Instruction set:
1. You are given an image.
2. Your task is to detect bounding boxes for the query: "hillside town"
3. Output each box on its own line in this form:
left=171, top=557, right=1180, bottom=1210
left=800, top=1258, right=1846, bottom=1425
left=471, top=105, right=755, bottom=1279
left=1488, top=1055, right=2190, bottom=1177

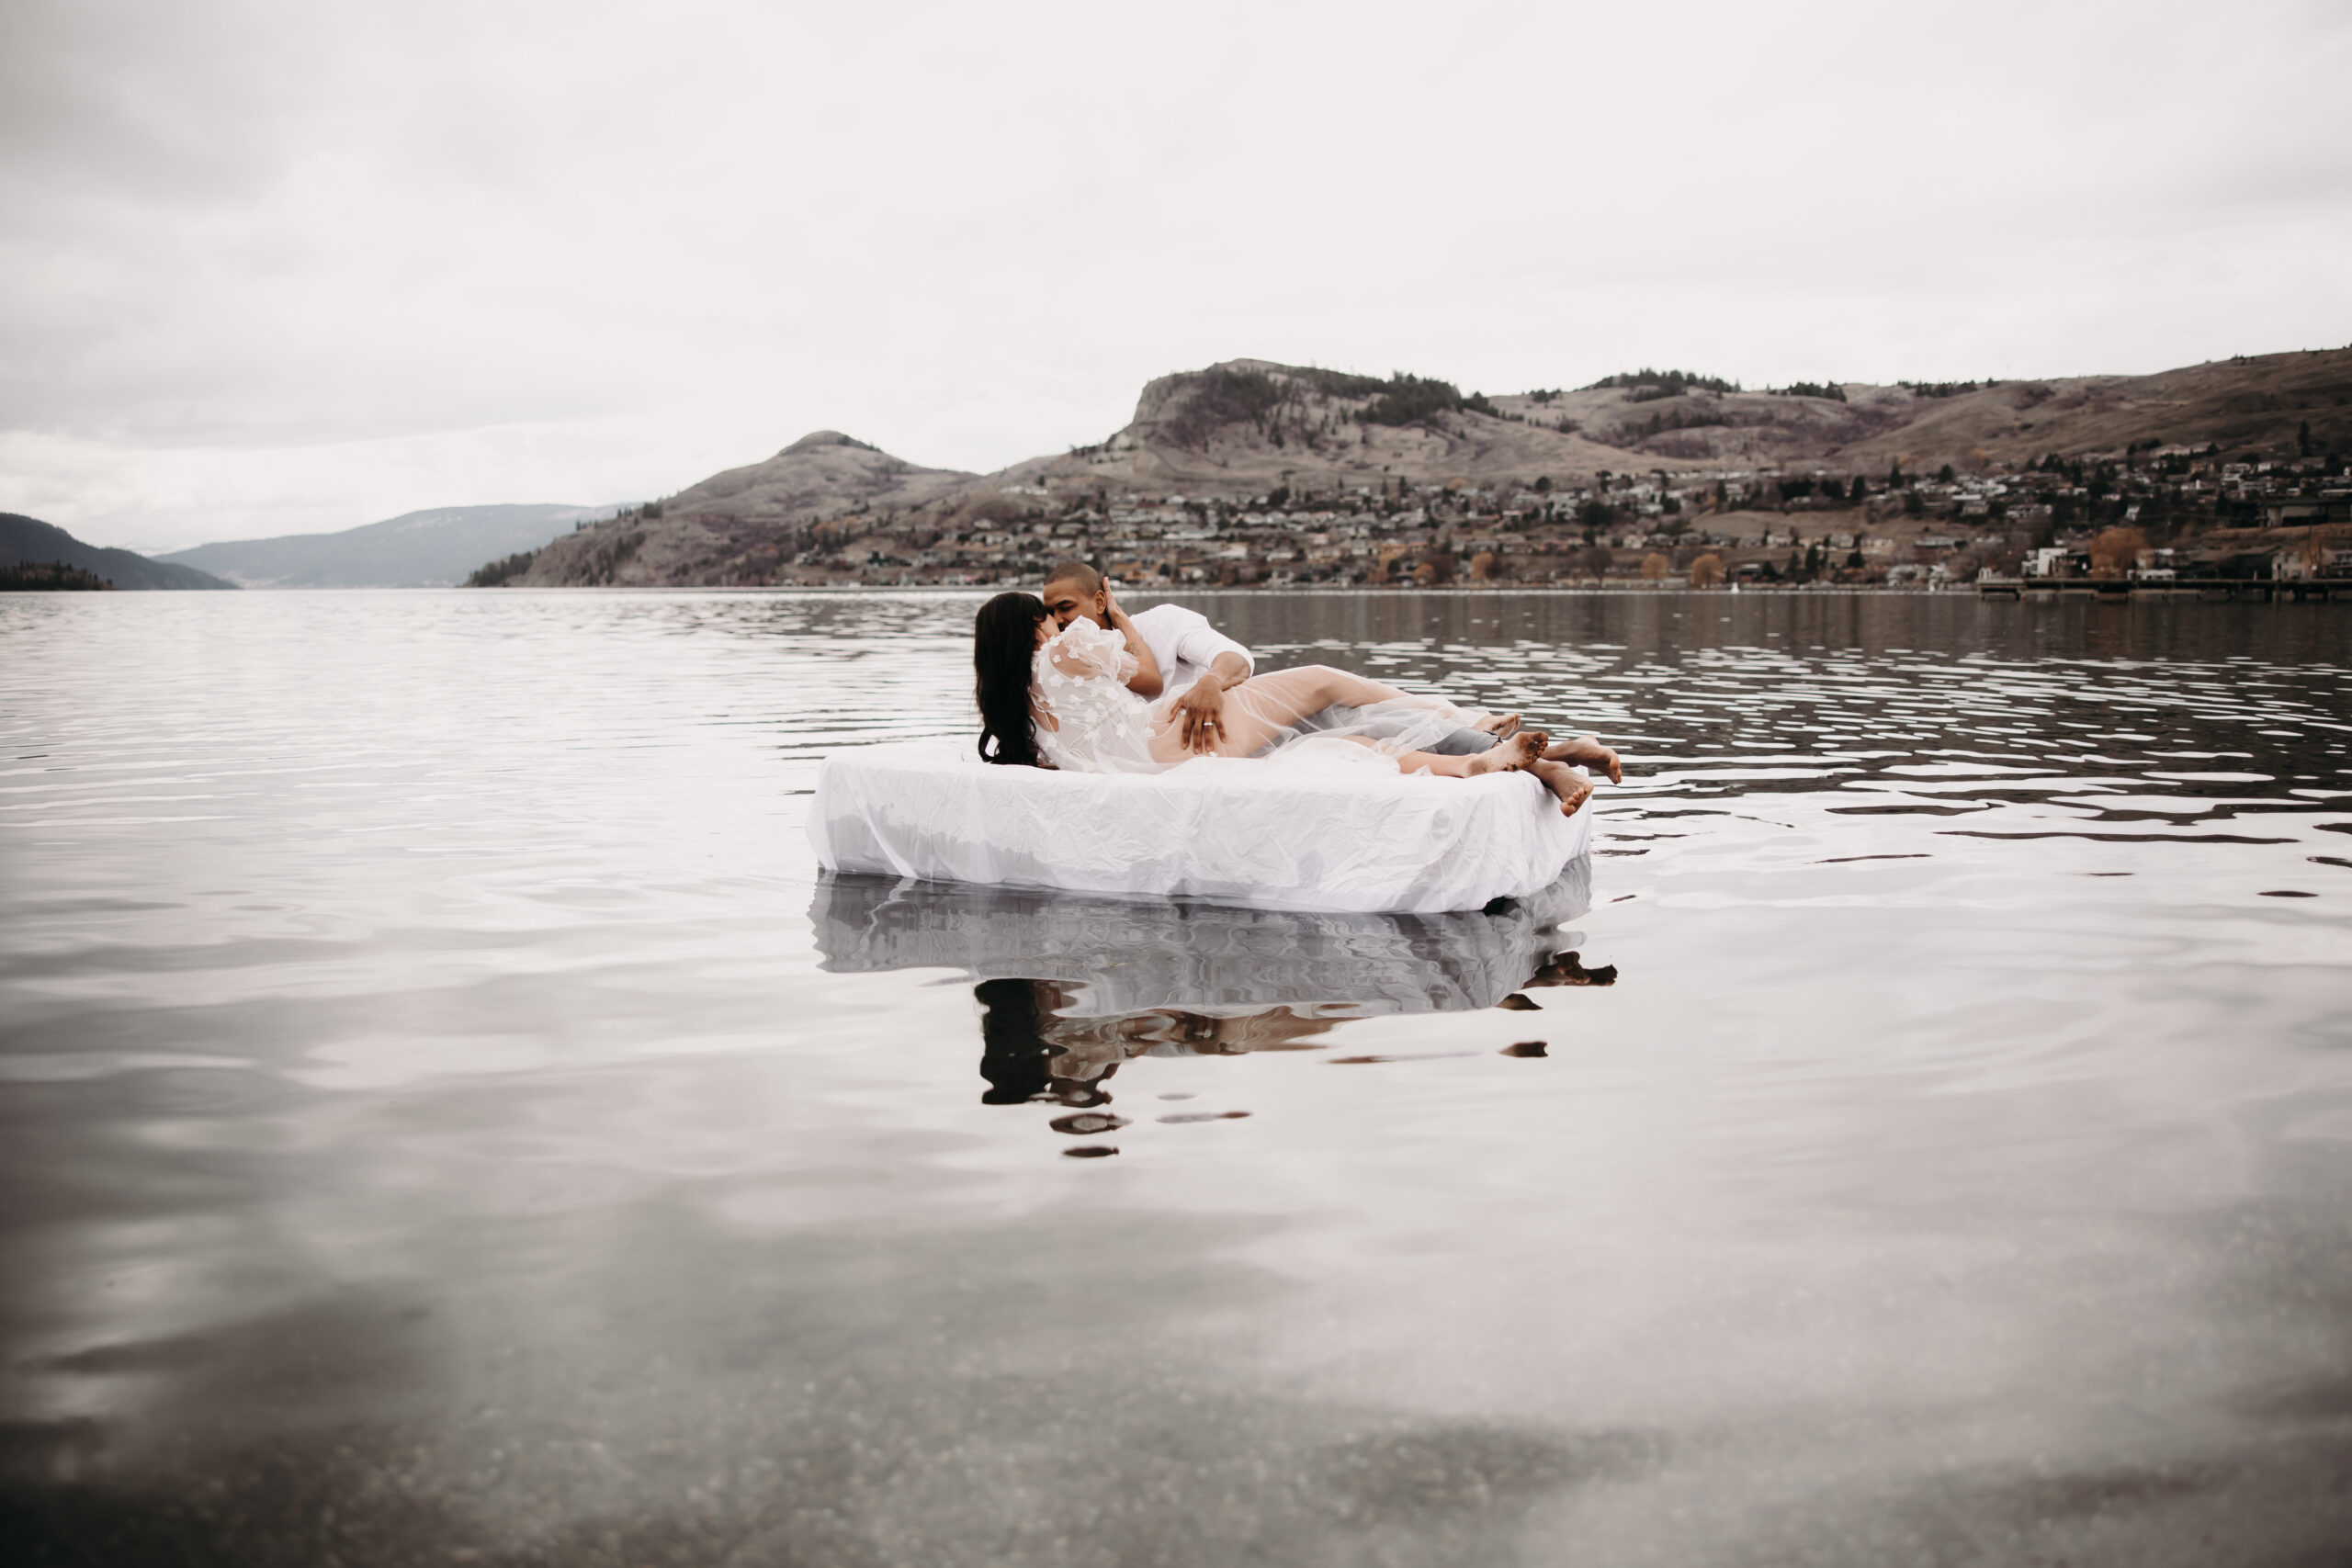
left=769, top=446, right=2352, bottom=593
left=451, top=348, right=2352, bottom=591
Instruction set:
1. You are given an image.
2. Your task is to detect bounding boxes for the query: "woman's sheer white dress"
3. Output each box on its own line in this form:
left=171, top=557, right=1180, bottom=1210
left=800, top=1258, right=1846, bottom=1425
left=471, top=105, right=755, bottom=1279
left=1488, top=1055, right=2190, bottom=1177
left=1029, top=619, right=1484, bottom=776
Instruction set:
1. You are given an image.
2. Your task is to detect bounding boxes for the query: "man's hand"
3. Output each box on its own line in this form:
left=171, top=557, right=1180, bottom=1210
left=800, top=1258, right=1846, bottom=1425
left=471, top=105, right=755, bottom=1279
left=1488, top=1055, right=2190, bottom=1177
left=1171, top=681, right=1227, bottom=753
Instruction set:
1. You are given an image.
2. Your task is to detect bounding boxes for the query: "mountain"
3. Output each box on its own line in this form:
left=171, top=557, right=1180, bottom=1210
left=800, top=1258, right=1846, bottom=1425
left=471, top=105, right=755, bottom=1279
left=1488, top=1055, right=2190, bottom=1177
left=503, top=347, right=2352, bottom=587
left=159, top=502, right=616, bottom=588
left=0, top=513, right=237, bottom=590
left=1070, top=351, right=2352, bottom=483
left=511, top=434, right=974, bottom=586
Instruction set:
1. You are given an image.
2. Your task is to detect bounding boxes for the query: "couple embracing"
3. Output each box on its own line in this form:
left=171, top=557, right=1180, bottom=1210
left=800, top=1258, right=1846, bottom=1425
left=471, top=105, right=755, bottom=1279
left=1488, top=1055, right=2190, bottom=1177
left=973, top=562, right=1620, bottom=818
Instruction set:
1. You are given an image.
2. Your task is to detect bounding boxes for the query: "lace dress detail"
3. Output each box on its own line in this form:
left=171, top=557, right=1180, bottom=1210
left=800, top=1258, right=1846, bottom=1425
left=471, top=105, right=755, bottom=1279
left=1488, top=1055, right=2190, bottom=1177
left=1032, top=620, right=1165, bottom=774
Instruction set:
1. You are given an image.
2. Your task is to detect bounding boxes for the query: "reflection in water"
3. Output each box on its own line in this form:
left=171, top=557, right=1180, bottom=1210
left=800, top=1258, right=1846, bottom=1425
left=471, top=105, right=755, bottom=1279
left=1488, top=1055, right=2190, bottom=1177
left=815, top=864, right=1606, bottom=1133
left=977, top=976, right=1340, bottom=1111
left=812, top=858, right=1593, bottom=1017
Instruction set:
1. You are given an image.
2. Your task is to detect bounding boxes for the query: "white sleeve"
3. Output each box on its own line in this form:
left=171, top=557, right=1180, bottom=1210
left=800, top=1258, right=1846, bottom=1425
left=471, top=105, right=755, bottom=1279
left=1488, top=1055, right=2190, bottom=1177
left=1042, top=620, right=1138, bottom=682
left=1159, top=607, right=1253, bottom=676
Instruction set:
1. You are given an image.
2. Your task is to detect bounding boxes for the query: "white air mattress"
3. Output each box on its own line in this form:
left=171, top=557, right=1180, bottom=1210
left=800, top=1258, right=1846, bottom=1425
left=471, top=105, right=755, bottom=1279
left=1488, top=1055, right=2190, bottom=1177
left=806, top=739, right=1591, bottom=913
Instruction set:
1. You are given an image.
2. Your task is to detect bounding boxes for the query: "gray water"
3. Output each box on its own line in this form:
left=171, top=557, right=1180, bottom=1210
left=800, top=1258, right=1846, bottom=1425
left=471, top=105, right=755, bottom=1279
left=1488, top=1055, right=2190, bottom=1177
left=3, top=589, right=2348, bottom=1566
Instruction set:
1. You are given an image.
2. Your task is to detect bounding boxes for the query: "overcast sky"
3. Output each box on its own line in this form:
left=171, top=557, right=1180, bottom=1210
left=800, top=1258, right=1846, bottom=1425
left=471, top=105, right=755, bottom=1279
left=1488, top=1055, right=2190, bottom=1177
left=3, top=0, right=2347, bottom=549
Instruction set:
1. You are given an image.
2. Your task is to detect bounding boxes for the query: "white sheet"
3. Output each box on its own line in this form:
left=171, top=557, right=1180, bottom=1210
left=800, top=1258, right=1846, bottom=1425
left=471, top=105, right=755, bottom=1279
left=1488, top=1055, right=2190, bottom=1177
left=806, top=739, right=1592, bottom=913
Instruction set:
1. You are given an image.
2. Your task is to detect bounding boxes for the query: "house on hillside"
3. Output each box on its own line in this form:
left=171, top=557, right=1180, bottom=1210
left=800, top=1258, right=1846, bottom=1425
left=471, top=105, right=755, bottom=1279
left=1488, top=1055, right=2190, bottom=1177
left=2259, top=497, right=2352, bottom=529
left=2024, top=547, right=2089, bottom=578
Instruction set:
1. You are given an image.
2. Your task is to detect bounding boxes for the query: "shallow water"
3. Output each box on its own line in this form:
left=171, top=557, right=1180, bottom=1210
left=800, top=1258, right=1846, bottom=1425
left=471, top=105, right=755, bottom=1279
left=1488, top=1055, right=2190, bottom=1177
left=3, top=588, right=2349, bottom=1566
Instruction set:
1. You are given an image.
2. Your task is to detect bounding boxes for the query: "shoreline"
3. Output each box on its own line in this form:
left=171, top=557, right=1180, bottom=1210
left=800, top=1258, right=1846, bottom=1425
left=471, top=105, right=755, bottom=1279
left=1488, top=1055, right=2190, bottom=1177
left=431, top=581, right=2348, bottom=601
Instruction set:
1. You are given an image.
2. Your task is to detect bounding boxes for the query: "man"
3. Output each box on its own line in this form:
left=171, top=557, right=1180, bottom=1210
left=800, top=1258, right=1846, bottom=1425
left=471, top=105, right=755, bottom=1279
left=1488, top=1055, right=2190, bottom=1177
left=1037, top=560, right=1623, bottom=779
left=1039, top=561, right=1254, bottom=752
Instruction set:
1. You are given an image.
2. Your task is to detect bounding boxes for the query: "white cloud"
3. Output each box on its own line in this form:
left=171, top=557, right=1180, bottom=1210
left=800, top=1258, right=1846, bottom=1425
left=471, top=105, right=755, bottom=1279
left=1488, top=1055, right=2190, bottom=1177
left=4, top=0, right=2348, bottom=546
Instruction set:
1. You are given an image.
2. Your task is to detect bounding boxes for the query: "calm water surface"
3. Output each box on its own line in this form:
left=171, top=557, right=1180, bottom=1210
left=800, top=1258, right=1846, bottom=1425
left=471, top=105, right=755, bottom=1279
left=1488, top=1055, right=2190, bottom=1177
left=3, top=589, right=2349, bottom=1565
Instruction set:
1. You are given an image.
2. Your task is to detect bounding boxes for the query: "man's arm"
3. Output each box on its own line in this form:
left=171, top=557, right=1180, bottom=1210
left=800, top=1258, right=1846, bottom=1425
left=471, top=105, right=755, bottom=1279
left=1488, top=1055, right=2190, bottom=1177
left=1100, top=588, right=1162, bottom=697
left=1119, top=601, right=1168, bottom=698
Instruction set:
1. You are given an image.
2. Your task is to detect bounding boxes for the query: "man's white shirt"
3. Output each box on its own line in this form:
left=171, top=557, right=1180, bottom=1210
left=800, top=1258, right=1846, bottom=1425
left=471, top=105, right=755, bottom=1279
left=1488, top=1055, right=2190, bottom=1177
left=1126, top=604, right=1252, bottom=697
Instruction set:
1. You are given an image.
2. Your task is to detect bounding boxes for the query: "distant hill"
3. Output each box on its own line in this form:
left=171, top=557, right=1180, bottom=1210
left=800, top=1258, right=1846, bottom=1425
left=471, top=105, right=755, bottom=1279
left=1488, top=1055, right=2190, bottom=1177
left=0, top=513, right=237, bottom=590
left=160, top=502, right=616, bottom=588
left=510, top=434, right=973, bottom=586
left=501, top=346, right=2352, bottom=587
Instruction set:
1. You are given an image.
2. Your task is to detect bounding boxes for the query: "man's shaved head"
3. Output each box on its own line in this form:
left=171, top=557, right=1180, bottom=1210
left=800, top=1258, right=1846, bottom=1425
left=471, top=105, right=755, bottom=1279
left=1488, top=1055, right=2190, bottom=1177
left=1041, top=560, right=1109, bottom=630
left=1043, top=560, right=1100, bottom=595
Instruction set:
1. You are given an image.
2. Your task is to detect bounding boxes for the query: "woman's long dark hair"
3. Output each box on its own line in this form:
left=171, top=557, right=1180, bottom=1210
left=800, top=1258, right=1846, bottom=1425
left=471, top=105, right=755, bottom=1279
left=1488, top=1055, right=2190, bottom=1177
left=975, top=591, right=1050, bottom=766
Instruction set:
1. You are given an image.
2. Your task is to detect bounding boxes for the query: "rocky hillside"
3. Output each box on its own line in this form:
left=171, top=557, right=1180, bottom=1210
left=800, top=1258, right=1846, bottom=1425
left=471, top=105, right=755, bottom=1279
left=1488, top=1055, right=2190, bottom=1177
left=510, top=433, right=975, bottom=586
left=504, top=348, right=2352, bottom=586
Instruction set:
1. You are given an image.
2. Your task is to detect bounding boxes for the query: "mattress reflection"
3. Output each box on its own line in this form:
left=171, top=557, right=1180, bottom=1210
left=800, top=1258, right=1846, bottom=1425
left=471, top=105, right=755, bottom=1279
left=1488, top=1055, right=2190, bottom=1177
left=811, top=862, right=1608, bottom=1115
left=809, top=858, right=1597, bottom=1018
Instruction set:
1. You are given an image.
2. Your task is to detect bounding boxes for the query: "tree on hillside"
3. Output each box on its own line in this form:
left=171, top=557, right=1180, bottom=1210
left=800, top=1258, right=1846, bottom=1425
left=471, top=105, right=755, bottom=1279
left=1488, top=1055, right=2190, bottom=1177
left=1640, top=552, right=1670, bottom=582
left=1585, top=368, right=1738, bottom=396
left=466, top=547, right=540, bottom=587
left=1690, top=553, right=1725, bottom=588
left=0, top=560, right=115, bottom=591
left=2089, top=526, right=2149, bottom=578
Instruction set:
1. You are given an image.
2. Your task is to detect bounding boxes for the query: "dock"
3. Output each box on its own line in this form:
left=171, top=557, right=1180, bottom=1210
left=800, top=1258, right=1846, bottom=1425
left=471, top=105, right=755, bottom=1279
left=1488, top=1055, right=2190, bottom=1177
left=1977, top=576, right=2349, bottom=602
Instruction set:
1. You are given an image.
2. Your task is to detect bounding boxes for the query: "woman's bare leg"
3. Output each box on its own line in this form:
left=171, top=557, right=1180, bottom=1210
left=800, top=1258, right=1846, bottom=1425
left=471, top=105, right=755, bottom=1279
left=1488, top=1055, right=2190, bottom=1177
left=1154, top=665, right=1449, bottom=761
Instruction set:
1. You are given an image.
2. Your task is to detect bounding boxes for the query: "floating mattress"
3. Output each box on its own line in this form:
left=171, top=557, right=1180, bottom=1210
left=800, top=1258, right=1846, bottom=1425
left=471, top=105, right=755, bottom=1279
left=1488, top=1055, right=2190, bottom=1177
left=806, top=739, right=1591, bottom=914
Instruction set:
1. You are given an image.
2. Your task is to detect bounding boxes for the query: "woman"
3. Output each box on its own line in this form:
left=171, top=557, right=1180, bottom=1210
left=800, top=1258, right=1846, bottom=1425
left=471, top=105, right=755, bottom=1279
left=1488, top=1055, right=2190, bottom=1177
left=973, top=590, right=1593, bottom=816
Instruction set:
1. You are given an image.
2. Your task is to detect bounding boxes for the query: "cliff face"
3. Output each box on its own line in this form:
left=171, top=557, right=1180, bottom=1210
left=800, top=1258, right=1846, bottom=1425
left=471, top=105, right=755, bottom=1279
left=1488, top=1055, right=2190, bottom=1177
left=510, top=349, right=2352, bottom=586
left=1074, top=360, right=1641, bottom=492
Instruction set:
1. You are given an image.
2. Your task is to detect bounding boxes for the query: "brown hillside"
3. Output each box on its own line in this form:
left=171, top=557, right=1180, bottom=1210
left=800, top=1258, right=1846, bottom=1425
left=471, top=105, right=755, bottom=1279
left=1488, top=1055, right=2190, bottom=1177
left=517, top=432, right=975, bottom=586
left=512, top=348, right=2352, bottom=586
left=1045, top=360, right=1651, bottom=494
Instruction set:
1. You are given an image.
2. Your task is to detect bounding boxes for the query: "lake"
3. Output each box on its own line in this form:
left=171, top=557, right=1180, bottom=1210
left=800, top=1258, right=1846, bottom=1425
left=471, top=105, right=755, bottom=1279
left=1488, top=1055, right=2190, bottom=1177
left=3, top=588, right=2349, bottom=1565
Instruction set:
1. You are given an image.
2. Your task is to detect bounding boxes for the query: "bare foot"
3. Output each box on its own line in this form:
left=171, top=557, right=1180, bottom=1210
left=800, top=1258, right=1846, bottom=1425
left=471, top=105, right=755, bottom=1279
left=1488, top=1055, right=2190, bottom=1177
left=1542, top=736, right=1623, bottom=785
left=1468, top=729, right=1548, bottom=775
left=1474, top=711, right=1522, bottom=740
left=1532, top=759, right=1593, bottom=817
left=1524, top=950, right=1617, bottom=987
